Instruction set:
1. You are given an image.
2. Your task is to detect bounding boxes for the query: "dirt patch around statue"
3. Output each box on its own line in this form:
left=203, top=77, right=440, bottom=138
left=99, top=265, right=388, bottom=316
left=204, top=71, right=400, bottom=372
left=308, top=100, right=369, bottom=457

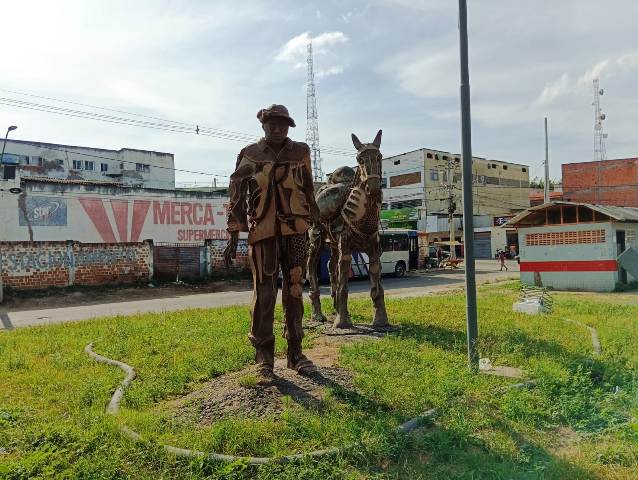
left=167, top=324, right=385, bottom=425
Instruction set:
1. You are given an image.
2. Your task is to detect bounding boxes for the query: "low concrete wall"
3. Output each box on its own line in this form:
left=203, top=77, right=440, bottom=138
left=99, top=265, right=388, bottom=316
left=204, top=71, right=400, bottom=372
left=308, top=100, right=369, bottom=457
left=0, top=240, right=152, bottom=291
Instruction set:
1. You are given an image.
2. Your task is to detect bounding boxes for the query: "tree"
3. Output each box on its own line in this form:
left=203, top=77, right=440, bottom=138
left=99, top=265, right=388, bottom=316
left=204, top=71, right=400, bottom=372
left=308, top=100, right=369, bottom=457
left=529, top=176, right=558, bottom=190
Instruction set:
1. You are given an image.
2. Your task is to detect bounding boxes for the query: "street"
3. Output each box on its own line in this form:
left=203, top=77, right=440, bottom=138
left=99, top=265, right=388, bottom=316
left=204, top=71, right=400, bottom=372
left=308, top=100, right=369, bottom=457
left=0, top=260, right=518, bottom=329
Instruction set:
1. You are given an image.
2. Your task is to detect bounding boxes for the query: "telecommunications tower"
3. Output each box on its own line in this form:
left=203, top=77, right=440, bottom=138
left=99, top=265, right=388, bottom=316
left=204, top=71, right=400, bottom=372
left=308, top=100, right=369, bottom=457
left=592, top=78, right=608, bottom=161
left=306, top=40, right=323, bottom=181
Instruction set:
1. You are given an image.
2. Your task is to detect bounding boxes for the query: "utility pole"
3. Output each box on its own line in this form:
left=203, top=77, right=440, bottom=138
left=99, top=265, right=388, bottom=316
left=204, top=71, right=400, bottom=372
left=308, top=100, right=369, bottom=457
left=458, top=0, right=479, bottom=371
left=446, top=157, right=457, bottom=260
left=544, top=117, right=550, bottom=204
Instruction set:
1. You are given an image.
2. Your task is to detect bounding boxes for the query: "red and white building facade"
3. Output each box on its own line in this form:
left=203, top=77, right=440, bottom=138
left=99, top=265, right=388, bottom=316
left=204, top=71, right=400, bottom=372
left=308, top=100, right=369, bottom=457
left=508, top=202, right=638, bottom=291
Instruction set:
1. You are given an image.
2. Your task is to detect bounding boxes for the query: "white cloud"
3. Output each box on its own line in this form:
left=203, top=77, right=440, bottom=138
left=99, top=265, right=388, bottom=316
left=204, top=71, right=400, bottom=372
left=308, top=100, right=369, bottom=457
left=317, top=66, right=345, bottom=78
left=537, top=51, right=638, bottom=106
left=275, top=31, right=349, bottom=64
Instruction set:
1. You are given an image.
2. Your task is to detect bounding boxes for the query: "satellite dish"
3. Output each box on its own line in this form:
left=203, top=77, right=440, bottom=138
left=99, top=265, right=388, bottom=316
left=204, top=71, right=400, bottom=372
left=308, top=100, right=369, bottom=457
left=599, top=89, right=604, bottom=95
left=600, top=113, right=606, bottom=120
left=9, top=187, right=22, bottom=194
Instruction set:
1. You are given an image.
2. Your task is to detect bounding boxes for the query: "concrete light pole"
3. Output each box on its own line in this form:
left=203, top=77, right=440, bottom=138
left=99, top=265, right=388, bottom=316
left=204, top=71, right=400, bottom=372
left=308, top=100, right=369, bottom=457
left=0, top=125, right=18, bottom=165
left=458, top=0, right=479, bottom=371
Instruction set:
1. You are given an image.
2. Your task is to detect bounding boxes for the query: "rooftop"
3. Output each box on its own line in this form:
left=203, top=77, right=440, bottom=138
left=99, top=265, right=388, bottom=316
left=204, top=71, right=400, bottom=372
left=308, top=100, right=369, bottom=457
left=6, top=138, right=173, bottom=157
left=507, top=201, right=638, bottom=226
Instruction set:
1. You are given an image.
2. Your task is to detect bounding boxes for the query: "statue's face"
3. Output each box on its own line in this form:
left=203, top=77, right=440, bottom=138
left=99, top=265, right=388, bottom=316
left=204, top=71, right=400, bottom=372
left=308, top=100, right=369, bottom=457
left=262, top=117, right=289, bottom=144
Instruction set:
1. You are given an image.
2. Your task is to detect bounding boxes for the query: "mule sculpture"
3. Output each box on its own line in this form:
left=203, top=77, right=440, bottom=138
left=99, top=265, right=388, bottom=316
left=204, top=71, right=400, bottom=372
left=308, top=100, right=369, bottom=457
left=307, top=130, right=390, bottom=329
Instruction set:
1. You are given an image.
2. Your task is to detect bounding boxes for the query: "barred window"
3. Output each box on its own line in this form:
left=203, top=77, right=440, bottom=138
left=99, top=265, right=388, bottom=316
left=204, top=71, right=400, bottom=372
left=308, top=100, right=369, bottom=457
left=626, top=230, right=638, bottom=246
left=526, top=229, right=605, bottom=246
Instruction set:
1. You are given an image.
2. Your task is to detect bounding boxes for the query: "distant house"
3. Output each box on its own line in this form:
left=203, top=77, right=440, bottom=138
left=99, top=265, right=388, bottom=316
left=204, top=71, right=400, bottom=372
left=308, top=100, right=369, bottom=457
left=508, top=202, right=638, bottom=291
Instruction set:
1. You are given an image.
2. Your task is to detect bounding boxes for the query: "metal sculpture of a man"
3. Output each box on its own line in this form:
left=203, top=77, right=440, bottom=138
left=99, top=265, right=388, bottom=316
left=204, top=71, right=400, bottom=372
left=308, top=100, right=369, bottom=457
left=223, top=104, right=319, bottom=379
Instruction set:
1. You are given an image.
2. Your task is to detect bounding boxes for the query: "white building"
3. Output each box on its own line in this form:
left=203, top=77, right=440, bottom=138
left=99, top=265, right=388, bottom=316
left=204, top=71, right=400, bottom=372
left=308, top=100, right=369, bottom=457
left=1, top=139, right=175, bottom=189
left=382, top=147, right=529, bottom=216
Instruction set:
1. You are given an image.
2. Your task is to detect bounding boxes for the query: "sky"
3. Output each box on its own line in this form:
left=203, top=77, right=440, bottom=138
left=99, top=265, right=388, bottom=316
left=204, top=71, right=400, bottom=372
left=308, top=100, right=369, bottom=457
left=1, top=0, right=637, bottom=187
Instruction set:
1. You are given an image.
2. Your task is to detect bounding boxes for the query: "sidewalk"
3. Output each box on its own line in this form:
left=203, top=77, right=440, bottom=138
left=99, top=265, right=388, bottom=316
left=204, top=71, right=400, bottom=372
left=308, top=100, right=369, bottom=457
left=0, top=260, right=518, bottom=330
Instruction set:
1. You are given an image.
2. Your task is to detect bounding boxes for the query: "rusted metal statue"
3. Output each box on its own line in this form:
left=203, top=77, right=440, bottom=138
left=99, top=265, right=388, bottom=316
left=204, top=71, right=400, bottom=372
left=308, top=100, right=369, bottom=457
left=307, top=130, right=390, bottom=330
left=223, top=104, right=320, bottom=378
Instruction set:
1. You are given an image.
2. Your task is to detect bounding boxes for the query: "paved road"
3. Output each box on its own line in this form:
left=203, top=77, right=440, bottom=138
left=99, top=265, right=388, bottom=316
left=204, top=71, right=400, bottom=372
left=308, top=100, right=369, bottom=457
left=0, top=260, right=518, bottom=330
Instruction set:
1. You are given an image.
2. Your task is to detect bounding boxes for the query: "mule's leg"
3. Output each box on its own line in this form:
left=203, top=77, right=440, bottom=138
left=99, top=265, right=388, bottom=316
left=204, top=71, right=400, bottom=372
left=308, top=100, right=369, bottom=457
left=333, top=230, right=353, bottom=329
left=329, top=245, right=339, bottom=313
left=366, top=237, right=390, bottom=329
left=307, top=227, right=327, bottom=323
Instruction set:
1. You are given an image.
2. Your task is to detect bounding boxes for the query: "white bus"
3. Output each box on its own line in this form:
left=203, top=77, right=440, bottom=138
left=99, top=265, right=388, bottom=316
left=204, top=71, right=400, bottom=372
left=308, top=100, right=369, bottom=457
left=349, top=228, right=418, bottom=278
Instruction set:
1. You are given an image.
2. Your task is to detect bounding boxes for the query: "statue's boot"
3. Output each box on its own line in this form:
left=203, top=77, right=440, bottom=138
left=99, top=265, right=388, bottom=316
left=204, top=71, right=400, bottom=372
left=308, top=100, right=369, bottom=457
left=251, top=334, right=275, bottom=383
left=287, top=342, right=317, bottom=376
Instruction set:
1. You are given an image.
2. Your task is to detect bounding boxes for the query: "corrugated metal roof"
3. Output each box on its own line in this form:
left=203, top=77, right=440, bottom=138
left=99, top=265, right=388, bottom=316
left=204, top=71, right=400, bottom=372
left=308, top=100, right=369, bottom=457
left=507, top=201, right=638, bottom=225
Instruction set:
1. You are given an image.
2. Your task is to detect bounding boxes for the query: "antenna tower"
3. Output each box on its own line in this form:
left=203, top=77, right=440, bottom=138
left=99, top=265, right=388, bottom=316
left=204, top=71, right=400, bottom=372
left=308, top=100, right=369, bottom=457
left=592, top=78, right=608, bottom=161
left=306, top=40, right=323, bottom=181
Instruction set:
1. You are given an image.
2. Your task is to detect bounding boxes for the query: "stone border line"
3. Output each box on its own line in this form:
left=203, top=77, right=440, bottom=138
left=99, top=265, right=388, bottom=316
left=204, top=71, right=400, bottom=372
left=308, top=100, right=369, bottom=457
left=85, top=343, right=438, bottom=465
left=562, top=318, right=602, bottom=356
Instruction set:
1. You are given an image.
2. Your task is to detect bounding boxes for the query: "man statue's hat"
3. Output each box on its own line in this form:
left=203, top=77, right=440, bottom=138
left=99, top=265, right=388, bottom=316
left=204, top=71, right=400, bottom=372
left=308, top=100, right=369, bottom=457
left=257, top=104, right=296, bottom=127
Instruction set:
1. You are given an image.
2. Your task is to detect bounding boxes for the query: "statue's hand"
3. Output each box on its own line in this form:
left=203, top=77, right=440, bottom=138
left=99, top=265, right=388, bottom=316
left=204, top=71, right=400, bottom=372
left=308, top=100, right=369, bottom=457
left=223, top=231, right=239, bottom=270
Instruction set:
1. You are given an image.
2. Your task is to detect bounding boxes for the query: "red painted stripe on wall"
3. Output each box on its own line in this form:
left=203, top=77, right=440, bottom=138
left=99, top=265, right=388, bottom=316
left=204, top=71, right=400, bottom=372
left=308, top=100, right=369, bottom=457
left=79, top=198, right=117, bottom=243
left=520, top=260, right=618, bottom=272
left=130, top=200, right=151, bottom=242
left=110, top=200, right=129, bottom=242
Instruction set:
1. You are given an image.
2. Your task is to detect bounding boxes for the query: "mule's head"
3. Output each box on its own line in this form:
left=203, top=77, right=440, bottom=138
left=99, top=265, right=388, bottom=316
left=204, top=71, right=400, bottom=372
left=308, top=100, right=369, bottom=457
left=351, top=129, right=383, bottom=201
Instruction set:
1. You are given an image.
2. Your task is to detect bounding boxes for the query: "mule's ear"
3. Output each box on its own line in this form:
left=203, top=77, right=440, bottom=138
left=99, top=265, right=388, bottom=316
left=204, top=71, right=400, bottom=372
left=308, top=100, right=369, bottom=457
left=372, top=129, right=382, bottom=148
left=351, top=133, right=363, bottom=151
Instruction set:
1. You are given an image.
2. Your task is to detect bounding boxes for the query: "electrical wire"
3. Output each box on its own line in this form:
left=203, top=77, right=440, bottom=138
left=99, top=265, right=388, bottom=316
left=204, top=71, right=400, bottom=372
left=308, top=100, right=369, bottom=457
left=0, top=90, right=355, bottom=157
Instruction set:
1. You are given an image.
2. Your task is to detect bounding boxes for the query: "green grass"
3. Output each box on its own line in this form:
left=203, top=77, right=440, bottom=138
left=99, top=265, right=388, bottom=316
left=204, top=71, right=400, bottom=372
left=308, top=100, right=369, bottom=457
left=0, top=283, right=636, bottom=479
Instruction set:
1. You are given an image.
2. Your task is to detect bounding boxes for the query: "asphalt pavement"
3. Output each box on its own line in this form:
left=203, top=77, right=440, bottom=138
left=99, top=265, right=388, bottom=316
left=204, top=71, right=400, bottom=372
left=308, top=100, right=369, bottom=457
left=0, top=259, right=518, bottom=330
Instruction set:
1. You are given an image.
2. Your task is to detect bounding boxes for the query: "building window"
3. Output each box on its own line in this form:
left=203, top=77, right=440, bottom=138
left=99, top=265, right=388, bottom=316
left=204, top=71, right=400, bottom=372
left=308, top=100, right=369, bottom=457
left=435, top=154, right=439, bottom=160
left=487, top=164, right=491, bottom=169
left=442, top=155, right=448, bottom=160
left=491, top=163, right=497, bottom=169
left=522, top=167, right=527, bottom=172
left=56, top=159, right=64, bottom=167
left=430, top=169, right=439, bottom=181
left=503, top=165, right=508, bottom=170
left=135, top=163, right=150, bottom=173
left=84, top=161, right=95, bottom=171
left=454, top=157, right=460, bottom=163
left=393, top=159, right=401, bottom=165
left=72, top=160, right=82, bottom=170
left=426, top=153, right=433, bottom=159
left=29, top=156, right=44, bottom=166
left=381, top=177, right=388, bottom=188
left=101, top=163, right=109, bottom=172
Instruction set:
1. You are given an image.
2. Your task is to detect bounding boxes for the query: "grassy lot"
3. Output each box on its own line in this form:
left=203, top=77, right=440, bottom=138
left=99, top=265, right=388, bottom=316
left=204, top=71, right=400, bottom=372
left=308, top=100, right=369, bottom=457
left=0, top=283, right=636, bottom=479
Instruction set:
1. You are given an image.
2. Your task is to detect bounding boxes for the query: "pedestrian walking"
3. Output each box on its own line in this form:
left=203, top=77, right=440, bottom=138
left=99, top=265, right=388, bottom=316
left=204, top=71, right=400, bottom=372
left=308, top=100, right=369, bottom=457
left=498, top=249, right=508, bottom=271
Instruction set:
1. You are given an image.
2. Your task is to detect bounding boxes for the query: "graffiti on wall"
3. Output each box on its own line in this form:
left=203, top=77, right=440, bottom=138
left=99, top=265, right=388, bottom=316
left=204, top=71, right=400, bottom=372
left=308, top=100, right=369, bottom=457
left=3, top=247, right=141, bottom=271
left=18, top=196, right=67, bottom=227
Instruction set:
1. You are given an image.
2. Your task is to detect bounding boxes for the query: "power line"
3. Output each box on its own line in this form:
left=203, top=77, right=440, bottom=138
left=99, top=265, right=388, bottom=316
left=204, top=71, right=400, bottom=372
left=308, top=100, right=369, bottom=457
left=0, top=89, right=354, bottom=157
